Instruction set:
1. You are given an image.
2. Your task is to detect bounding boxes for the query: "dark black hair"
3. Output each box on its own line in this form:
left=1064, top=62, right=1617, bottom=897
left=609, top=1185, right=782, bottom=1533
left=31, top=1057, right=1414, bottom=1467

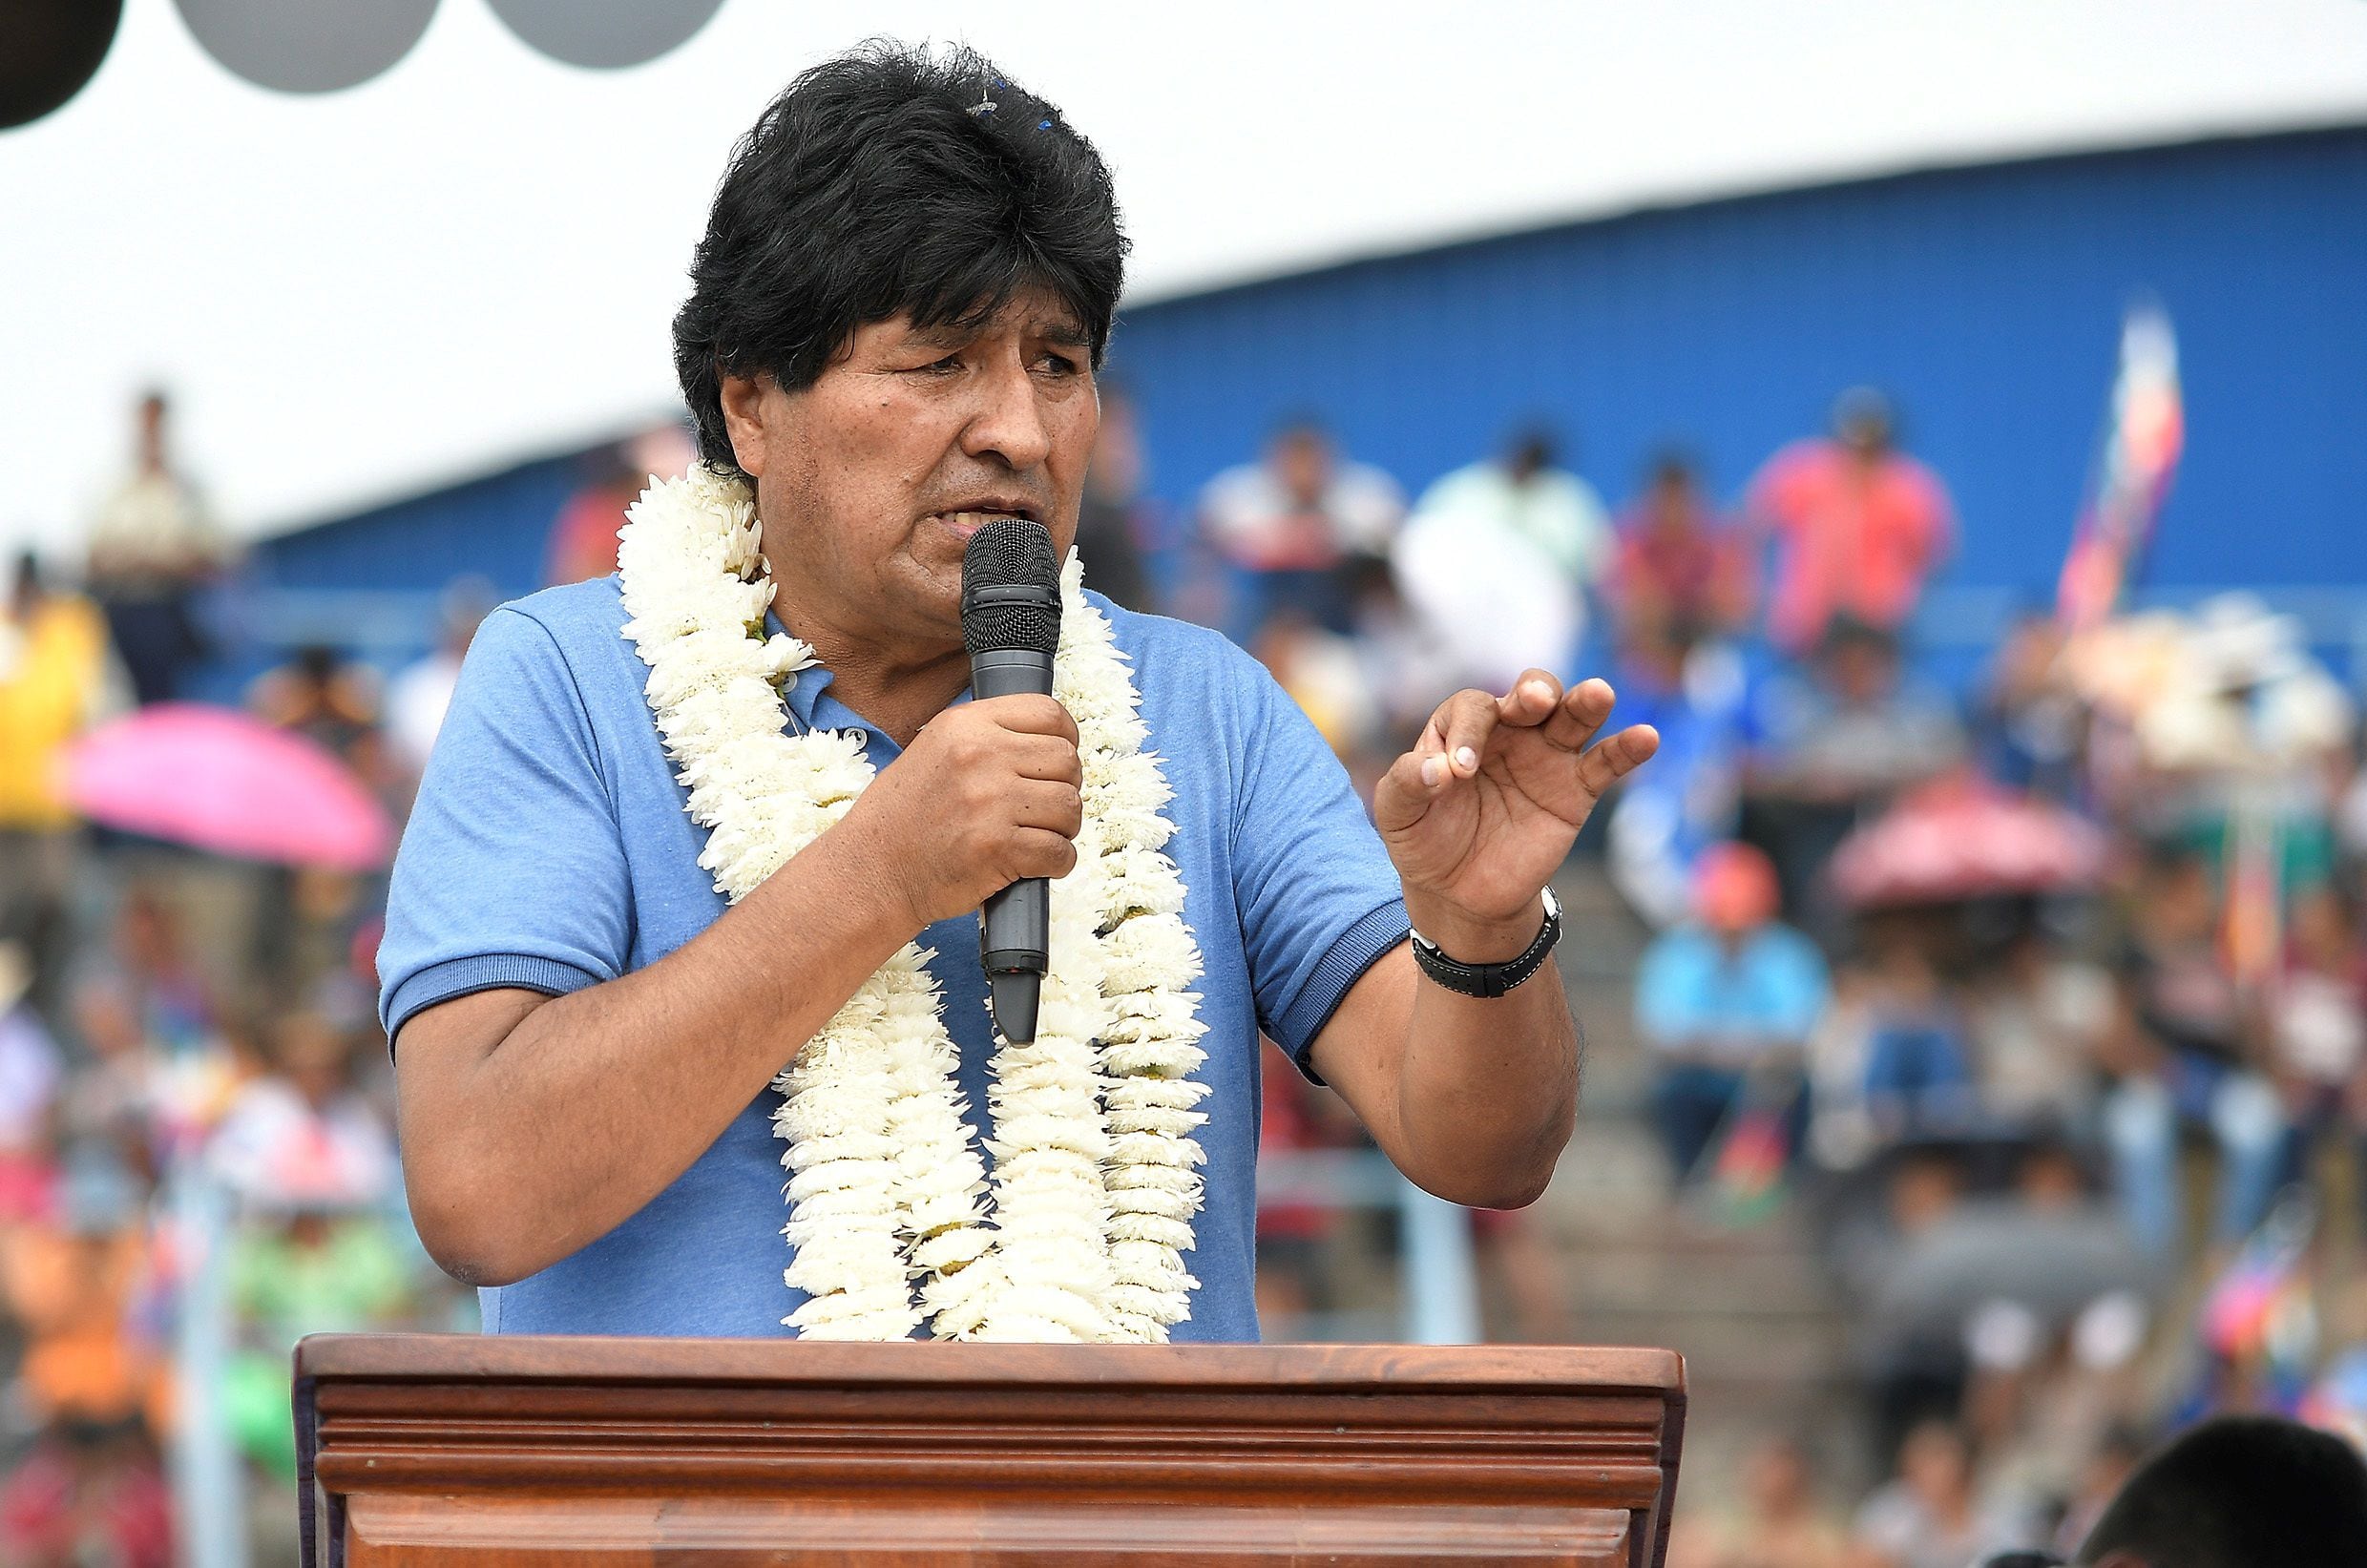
left=673, top=40, right=1127, bottom=475
left=2078, top=1416, right=2367, bottom=1567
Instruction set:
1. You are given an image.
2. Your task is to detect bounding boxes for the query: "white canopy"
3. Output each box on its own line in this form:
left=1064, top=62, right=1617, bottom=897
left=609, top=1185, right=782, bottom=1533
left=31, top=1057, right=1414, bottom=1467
left=6, top=0, right=2367, bottom=559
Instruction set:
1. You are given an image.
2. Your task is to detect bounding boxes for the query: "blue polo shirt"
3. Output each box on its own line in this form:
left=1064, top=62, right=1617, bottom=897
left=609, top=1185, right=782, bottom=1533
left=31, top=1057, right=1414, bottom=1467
left=377, top=575, right=1408, bottom=1341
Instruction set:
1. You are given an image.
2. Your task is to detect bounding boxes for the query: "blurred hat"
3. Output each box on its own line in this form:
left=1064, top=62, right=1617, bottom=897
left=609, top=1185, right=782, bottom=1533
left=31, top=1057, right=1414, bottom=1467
left=1692, top=842, right=1779, bottom=932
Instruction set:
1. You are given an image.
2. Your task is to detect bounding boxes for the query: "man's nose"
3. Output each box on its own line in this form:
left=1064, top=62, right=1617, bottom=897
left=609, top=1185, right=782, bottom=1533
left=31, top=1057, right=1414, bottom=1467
left=961, top=356, right=1054, bottom=471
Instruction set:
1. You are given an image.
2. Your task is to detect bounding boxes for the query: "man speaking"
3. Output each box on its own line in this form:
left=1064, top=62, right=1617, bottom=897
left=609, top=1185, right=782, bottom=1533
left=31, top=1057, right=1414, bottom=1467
left=378, top=42, right=1656, bottom=1343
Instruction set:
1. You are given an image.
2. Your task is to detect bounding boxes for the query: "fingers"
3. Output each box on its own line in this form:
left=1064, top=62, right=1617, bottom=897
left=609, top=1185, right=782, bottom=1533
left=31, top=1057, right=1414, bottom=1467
left=1543, top=677, right=1617, bottom=751
left=1484, top=673, right=1616, bottom=754
left=1418, top=689, right=1501, bottom=787
left=1008, top=731, right=1084, bottom=787
left=1008, top=826, right=1080, bottom=881
left=1496, top=669, right=1562, bottom=727
left=1573, top=723, right=1661, bottom=800
left=1011, top=776, right=1084, bottom=841
left=972, top=693, right=1079, bottom=746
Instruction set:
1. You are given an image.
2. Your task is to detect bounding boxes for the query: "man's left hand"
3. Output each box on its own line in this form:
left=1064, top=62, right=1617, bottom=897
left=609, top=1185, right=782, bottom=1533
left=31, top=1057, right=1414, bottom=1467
left=1374, top=672, right=1658, bottom=957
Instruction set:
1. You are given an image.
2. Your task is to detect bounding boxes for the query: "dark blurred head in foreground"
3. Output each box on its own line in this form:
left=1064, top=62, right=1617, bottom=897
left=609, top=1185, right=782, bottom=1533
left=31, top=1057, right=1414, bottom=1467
left=2076, top=1414, right=2367, bottom=1567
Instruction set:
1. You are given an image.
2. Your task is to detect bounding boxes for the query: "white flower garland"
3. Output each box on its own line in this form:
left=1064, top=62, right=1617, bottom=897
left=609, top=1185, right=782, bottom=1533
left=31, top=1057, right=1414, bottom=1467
left=617, top=465, right=1208, bottom=1341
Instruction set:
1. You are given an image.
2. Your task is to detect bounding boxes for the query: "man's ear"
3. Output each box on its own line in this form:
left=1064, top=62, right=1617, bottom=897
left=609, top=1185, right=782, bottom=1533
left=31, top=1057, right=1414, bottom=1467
left=718, top=371, right=773, bottom=479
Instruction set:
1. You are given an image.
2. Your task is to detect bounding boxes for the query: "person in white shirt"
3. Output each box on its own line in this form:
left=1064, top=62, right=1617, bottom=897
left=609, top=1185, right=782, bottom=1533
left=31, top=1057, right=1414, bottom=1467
left=1197, top=418, right=1403, bottom=642
left=1395, top=427, right=1611, bottom=693
left=386, top=579, right=494, bottom=779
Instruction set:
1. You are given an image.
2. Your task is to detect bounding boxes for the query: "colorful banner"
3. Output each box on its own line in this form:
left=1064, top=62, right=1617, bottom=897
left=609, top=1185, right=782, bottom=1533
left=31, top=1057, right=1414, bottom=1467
left=2058, top=303, right=2185, bottom=632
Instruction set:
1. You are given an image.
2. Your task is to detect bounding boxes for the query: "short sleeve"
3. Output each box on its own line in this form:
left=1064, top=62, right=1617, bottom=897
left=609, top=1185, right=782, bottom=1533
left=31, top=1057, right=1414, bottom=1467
left=1225, top=652, right=1408, bottom=1077
left=376, top=607, right=633, bottom=1047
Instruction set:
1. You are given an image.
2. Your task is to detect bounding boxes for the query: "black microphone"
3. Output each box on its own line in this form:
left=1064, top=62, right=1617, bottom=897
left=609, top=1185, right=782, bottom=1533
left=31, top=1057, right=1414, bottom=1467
left=961, top=518, right=1062, bottom=1044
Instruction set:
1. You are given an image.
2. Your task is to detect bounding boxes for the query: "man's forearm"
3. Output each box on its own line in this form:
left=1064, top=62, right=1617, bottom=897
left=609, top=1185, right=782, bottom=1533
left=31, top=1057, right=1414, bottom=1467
left=397, top=818, right=914, bottom=1286
left=1392, top=955, right=1580, bottom=1208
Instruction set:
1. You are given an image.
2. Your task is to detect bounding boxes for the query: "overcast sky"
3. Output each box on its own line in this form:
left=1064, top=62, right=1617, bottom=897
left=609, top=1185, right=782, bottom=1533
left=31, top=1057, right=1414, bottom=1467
left=6, top=0, right=2367, bottom=562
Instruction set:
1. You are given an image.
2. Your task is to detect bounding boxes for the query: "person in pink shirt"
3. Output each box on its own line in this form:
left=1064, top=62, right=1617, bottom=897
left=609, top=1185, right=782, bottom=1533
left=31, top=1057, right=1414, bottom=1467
left=1748, top=389, right=1955, bottom=655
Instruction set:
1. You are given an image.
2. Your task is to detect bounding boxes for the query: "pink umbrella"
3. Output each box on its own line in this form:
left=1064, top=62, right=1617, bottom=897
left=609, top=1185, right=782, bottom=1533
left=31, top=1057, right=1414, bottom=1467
left=1831, top=775, right=2107, bottom=909
left=62, top=703, right=394, bottom=871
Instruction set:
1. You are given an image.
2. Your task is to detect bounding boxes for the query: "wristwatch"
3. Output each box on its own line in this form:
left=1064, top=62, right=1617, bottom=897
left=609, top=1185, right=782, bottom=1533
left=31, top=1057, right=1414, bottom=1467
left=1409, top=887, right=1561, bottom=998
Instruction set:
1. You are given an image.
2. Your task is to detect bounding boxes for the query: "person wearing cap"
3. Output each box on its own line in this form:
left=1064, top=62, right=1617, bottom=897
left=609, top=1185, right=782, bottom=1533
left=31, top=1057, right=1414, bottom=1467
left=1635, top=842, right=1829, bottom=1186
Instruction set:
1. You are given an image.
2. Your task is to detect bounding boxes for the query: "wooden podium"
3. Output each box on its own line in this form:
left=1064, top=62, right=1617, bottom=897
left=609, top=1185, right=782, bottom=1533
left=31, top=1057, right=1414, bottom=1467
left=294, top=1335, right=1685, bottom=1566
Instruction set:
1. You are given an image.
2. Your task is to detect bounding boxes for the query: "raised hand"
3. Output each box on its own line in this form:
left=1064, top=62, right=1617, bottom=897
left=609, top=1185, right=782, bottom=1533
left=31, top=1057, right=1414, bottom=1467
left=1373, top=673, right=1658, bottom=950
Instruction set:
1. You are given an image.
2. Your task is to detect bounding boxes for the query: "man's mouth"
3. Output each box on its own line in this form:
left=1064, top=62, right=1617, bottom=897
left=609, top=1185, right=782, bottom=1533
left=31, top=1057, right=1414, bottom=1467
left=931, top=504, right=1040, bottom=539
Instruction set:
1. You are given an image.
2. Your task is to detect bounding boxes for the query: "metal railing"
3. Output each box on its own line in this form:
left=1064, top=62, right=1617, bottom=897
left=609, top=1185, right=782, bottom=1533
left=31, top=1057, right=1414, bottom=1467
left=1254, top=1149, right=1481, bottom=1344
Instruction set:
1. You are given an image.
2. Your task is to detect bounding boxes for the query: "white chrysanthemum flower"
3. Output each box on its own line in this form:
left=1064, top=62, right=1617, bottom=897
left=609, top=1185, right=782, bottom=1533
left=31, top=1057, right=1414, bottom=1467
left=625, top=482, right=1206, bottom=1343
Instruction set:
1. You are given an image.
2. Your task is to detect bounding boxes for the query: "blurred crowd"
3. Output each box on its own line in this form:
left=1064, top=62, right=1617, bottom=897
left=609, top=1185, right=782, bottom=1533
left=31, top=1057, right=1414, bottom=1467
left=8, top=380, right=2367, bottom=1564
left=0, top=393, right=475, bottom=1566
left=1150, top=389, right=2367, bottom=1565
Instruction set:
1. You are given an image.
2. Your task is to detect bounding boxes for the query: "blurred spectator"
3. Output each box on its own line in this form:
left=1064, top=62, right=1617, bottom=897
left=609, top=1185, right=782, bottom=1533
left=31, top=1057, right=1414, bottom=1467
left=1636, top=844, right=1828, bottom=1187
left=247, top=647, right=389, bottom=993
left=2263, top=882, right=2367, bottom=1191
left=1858, top=934, right=1978, bottom=1142
left=1343, top=555, right=1457, bottom=753
left=247, top=644, right=381, bottom=772
left=2100, top=847, right=2285, bottom=1260
left=1748, top=388, right=1955, bottom=657
left=1668, top=1432, right=1847, bottom=1568
left=58, top=975, right=157, bottom=1188
left=1966, top=931, right=2116, bottom=1132
left=1075, top=384, right=1156, bottom=612
left=0, top=553, right=110, bottom=1014
left=1393, top=427, right=1597, bottom=693
left=212, top=1011, right=408, bottom=1480
left=1742, top=617, right=1965, bottom=927
left=1198, top=417, right=1402, bottom=641
left=2072, top=1413, right=2367, bottom=1567
left=1846, top=1419, right=2034, bottom=1568
left=1409, top=425, right=1609, bottom=615
left=1973, top=613, right=2085, bottom=802
left=1612, top=451, right=1754, bottom=652
left=545, top=425, right=695, bottom=587
left=0, top=1416, right=173, bottom=1568
left=1252, top=611, right=1378, bottom=765
left=1, top=1158, right=166, bottom=1448
left=2049, top=1425, right=2147, bottom=1560
left=209, top=1012, right=394, bottom=1221
left=1941, top=1147, right=2151, bottom=1467
left=83, top=390, right=226, bottom=707
left=0, top=944, right=63, bottom=1223
left=1605, top=620, right=1749, bottom=927
left=386, top=578, right=494, bottom=781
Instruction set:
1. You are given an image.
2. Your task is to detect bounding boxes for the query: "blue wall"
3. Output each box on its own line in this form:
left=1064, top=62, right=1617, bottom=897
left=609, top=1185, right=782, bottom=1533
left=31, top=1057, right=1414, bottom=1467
left=235, top=121, right=2367, bottom=679
left=1109, top=126, right=2367, bottom=597
left=248, top=447, right=596, bottom=598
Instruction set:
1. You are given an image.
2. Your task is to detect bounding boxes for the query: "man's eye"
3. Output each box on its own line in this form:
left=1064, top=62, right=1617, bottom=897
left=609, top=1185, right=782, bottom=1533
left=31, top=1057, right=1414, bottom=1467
left=924, top=354, right=965, bottom=373
left=1037, top=353, right=1080, bottom=376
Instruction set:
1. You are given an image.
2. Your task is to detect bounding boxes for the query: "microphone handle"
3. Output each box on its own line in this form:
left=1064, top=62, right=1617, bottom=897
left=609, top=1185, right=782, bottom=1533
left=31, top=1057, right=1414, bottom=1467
left=973, top=647, right=1056, bottom=1042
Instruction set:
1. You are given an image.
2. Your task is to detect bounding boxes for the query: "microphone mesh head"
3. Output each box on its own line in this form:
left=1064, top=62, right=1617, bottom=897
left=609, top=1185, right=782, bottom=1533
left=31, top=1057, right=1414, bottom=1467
left=962, top=518, right=1061, bottom=657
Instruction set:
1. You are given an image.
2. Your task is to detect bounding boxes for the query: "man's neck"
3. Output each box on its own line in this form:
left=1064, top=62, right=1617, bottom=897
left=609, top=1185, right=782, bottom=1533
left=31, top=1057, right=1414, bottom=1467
left=814, top=637, right=970, bottom=747
left=769, top=575, right=969, bottom=746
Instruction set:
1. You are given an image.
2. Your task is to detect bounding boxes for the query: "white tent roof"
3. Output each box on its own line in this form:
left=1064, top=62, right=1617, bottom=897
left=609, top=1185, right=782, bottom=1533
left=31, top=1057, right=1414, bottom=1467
left=7, top=0, right=2367, bottom=559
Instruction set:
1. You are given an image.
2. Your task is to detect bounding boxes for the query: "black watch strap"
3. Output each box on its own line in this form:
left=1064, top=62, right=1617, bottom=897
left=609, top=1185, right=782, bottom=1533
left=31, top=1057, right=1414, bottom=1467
left=1409, top=889, right=1561, bottom=998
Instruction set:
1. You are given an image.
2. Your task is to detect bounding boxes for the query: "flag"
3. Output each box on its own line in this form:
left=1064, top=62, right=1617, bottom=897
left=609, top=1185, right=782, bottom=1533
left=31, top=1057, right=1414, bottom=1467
left=2059, top=303, right=2184, bottom=632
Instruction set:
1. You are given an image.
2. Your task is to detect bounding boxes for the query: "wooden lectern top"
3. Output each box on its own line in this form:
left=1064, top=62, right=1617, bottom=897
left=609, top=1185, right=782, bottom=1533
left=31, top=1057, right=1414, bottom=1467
left=297, top=1335, right=1686, bottom=1567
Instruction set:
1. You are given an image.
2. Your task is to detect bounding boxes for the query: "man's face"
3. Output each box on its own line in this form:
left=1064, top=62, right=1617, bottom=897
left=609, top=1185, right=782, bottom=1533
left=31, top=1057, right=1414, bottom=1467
left=723, top=285, right=1098, bottom=653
